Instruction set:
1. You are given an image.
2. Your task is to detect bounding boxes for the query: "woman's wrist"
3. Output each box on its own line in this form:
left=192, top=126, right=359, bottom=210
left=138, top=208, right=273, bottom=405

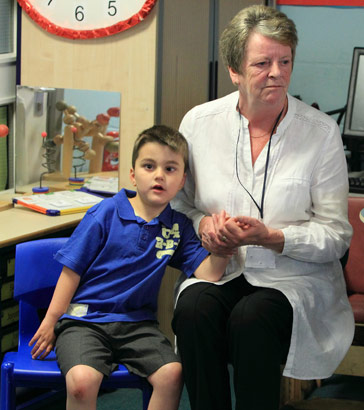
left=261, top=228, right=285, bottom=253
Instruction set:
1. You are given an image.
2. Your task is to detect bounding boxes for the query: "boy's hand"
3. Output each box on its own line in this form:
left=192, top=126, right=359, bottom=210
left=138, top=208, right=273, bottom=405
left=29, top=318, right=57, bottom=360
left=199, top=211, right=236, bottom=257
left=27, top=266, right=80, bottom=360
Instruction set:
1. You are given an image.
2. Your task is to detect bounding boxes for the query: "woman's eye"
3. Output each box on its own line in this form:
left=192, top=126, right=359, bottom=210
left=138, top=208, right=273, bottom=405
left=281, top=59, right=291, bottom=66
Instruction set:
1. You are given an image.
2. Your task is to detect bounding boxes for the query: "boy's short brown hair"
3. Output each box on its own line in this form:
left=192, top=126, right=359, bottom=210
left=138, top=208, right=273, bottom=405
left=132, top=125, right=189, bottom=171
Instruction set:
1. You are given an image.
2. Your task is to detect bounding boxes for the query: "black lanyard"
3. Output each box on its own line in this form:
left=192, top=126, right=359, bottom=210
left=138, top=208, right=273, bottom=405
left=235, top=106, right=284, bottom=219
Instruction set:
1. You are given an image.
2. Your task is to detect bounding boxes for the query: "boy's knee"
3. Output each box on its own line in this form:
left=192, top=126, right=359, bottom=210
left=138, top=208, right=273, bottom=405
left=148, top=362, right=183, bottom=391
left=66, top=365, right=103, bottom=401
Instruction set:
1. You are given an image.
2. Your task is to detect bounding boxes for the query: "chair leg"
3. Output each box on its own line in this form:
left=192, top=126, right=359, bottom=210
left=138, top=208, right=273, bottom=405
left=1, top=361, right=16, bottom=410
left=141, top=381, right=153, bottom=410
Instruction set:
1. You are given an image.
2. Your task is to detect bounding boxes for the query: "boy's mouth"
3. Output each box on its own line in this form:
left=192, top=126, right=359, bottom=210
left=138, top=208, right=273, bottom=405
left=152, top=184, right=164, bottom=191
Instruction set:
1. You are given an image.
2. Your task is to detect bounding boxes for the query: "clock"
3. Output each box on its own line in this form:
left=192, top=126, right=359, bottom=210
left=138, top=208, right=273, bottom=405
left=17, top=0, right=158, bottom=40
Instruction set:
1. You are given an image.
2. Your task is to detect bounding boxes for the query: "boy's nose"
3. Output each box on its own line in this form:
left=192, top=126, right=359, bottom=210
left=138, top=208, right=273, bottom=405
left=155, top=168, right=164, bottom=179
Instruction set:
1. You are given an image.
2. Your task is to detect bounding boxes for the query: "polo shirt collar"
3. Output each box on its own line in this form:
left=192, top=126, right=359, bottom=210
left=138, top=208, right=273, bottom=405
left=115, top=188, right=175, bottom=228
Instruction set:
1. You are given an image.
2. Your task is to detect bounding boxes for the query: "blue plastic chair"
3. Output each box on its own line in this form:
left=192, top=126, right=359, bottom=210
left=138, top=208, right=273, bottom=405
left=1, top=238, right=152, bottom=410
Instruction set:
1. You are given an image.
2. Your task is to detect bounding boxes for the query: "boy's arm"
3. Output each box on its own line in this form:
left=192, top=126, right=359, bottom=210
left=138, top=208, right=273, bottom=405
left=193, top=210, right=232, bottom=282
left=29, top=266, right=80, bottom=360
left=193, top=253, right=230, bottom=282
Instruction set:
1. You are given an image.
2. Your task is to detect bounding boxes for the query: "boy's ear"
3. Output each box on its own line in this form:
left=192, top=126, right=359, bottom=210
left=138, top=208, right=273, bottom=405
left=129, top=168, right=137, bottom=186
left=179, top=172, right=187, bottom=190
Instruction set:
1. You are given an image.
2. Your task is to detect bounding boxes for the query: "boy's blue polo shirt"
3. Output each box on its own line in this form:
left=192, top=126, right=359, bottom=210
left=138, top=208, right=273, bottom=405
left=55, top=188, right=208, bottom=323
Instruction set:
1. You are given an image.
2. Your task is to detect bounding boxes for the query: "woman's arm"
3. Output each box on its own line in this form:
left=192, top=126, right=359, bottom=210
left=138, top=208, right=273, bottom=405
left=29, top=266, right=80, bottom=359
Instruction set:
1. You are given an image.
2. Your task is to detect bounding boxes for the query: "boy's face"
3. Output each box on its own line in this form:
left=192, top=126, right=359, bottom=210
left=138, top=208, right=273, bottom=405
left=130, top=142, right=186, bottom=213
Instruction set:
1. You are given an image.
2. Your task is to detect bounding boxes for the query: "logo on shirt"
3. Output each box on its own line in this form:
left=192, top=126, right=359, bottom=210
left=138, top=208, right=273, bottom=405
left=155, top=223, right=181, bottom=259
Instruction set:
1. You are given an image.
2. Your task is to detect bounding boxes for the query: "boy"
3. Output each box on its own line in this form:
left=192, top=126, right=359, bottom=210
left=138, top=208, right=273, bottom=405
left=29, top=125, right=230, bottom=410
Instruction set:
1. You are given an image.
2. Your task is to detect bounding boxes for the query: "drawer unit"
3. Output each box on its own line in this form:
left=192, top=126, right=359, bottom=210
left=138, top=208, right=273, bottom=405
left=0, top=246, right=17, bottom=356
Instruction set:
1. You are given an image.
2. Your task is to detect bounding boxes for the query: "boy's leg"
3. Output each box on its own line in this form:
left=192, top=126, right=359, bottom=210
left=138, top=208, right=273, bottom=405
left=55, top=320, right=117, bottom=410
left=111, top=321, right=183, bottom=410
left=147, top=362, right=183, bottom=410
left=65, top=365, right=104, bottom=410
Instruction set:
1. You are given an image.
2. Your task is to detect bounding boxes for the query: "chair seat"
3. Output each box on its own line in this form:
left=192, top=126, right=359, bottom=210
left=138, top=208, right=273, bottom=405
left=349, top=293, right=364, bottom=324
left=3, top=347, right=143, bottom=389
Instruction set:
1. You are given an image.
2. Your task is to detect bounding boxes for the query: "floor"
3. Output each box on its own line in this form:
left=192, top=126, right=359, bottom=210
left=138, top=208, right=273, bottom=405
left=283, top=374, right=364, bottom=410
left=15, top=374, right=364, bottom=409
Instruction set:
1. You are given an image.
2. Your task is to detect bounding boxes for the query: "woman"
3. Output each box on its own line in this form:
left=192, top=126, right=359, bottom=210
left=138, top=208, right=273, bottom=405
left=172, top=5, right=354, bottom=410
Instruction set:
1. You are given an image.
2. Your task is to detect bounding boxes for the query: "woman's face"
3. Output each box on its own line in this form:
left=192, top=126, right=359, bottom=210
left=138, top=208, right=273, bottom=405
left=229, top=32, right=292, bottom=109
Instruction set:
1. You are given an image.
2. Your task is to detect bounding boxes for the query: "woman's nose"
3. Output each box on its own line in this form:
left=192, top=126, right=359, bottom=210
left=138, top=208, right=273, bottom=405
left=269, top=61, right=281, bottom=77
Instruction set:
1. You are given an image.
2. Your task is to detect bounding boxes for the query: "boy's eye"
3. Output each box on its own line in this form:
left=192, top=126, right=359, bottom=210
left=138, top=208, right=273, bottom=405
left=143, top=163, right=154, bottom=170
left=166, top=166, right=176, bottom=172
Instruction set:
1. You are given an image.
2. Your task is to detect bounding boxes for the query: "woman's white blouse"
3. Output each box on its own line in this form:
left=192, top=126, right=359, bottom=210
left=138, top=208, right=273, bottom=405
left=172, top=91, right=354, bottom=379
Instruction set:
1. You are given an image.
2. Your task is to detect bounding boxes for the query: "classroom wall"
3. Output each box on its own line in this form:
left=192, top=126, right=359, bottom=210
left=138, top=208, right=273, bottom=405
left=20, top=5, right=158, bottom=189
left=278, top=5, right=364, bottom=114
left=19, top=4, right=364, bottom=184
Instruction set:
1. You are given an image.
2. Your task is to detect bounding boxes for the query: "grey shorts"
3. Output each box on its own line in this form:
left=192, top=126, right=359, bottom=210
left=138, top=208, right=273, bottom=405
left=54, top=319, right=180, bottom=378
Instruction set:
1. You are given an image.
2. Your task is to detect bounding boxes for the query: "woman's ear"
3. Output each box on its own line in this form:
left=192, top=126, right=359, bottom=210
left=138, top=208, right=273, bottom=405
left=228, top=66, right=240, bottom=86
left=129, top=168, right=137, bottom=186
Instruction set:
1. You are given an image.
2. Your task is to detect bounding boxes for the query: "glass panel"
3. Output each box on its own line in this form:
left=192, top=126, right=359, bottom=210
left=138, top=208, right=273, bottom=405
left=351, top=54, right=364, bottom=132
left=0, top=0, right=14, bottom=55
left=15, top=86, right=121, bottom=194
left=0, top=105, right=8, bottom=190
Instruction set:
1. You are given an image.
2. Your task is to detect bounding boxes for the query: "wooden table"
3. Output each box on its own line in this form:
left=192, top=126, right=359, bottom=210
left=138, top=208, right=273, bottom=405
left=0, top=206, right=84, bottom=248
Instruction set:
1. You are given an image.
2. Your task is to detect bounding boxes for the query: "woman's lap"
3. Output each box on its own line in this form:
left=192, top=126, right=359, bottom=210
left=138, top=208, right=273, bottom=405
left=172, top=274, right=293, bottom=410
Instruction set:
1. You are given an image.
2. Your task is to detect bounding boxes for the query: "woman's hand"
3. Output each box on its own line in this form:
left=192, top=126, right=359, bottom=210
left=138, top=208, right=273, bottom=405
left=226, top=216, right=284, bottom=253
left=219, top=215, right=267, bottom=247
left=200, top=213, right=284, bottom=254
left=199, top=212, right=284, bottom=254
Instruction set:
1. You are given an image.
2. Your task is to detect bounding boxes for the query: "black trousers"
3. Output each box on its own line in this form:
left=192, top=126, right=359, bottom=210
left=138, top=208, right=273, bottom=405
left=172, top=275, right=293, bottom=410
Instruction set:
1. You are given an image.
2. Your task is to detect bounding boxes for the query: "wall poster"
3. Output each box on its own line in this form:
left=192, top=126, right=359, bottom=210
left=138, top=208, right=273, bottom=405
left=277, top=0, right=364, bottom=5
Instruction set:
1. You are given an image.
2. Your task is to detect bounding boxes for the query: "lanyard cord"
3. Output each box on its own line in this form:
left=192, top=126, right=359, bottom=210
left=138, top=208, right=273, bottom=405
left=235, top=106, right=284, bottom=219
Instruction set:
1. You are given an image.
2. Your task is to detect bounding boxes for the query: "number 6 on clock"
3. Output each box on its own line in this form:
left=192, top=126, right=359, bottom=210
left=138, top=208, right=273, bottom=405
left=17, top=0, right=158, bottom=39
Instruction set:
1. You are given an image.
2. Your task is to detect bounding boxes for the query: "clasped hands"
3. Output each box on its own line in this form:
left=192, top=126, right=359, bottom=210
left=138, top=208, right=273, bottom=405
left=199, top=210, right=270, bottom=257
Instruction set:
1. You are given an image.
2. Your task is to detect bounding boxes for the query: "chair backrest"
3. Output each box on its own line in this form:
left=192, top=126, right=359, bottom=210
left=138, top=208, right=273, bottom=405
left=14, top=238, right=68, bottom=346
left=14, top=237, right=67, bottom=307
left=345, top=197, right=364, bottom=294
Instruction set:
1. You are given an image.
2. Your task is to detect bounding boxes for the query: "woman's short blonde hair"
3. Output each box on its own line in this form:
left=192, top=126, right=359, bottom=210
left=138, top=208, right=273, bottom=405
left=220, top=5, right=298, bottom=74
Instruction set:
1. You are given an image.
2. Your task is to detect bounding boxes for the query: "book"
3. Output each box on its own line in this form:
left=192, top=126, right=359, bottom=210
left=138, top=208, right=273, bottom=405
left=13, top=190, right=104, bottom=216
left=82, top=176, right=118, bottom=195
